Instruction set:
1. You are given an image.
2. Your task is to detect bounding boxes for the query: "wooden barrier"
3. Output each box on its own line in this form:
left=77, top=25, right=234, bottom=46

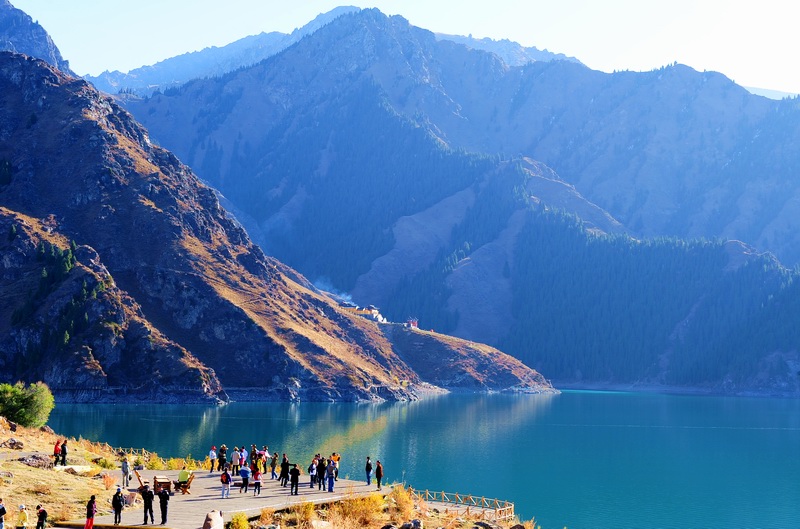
left=409, top=488, right=515, bottom=522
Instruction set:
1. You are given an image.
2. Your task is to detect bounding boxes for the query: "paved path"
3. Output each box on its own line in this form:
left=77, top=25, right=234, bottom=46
left=57, top=469, right=384, bottom=529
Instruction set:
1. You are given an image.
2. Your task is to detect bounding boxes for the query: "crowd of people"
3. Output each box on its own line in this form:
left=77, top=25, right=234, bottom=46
left=3, top=443, right=385, bottom=529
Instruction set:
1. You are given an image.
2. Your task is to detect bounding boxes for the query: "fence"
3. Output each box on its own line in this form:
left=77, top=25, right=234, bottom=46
left=410, top=489, right=515, bottom=522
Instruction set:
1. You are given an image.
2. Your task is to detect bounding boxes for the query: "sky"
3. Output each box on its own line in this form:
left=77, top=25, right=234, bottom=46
left=11, top=0, right=799, bottom=94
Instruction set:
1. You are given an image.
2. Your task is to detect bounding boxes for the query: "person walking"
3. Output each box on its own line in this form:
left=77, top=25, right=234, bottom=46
left=238, top=464, right=251, bottom=493
left=59, top=440, right=68, bottom=467
left=34, top=506, right=46, bottom=529
left=52, top=441, right=61, bottom=466
left=83, top=497, right=95, bottom=529
left=157, top=487, right=169, bottom=525
left=289, top=464, right=300, bottom=496
left=141, top=486, right=155, bottom=525
left=270, top=453, right=278, bottom=480
left=111, top=488, right=123, bottom=526
left=375, top=460, right=384, bottom=491
left=121, top=458, right=130, bottom=488
left=220, top=469, right=231, bottom=499
left=208, top=446, right=217, bottom=473
left=252, top=468, right=262, bottom=496
left=365, top=456, right=372, bottom=485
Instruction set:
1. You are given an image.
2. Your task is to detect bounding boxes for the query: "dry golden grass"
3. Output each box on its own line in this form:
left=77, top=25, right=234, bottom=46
left=328, top=492, right=385, bottom=528
left=287, top=501, right=316, bottom=528
left=258, top=507, right=276, bottom=525
left=388, top=484, right=415, bottom=522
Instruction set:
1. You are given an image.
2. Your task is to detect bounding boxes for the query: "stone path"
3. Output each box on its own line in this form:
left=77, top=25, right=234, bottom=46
left=56, top=469, right=385, bottom=529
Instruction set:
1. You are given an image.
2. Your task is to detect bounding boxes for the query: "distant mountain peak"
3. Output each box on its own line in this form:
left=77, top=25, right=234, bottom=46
left=0, top=0, right=74, bottom=75
left=435, top=32, right=581, bottom=67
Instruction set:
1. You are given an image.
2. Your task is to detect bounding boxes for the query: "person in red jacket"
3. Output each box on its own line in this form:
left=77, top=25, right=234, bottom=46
left=375, top=460, right=384, bottom=490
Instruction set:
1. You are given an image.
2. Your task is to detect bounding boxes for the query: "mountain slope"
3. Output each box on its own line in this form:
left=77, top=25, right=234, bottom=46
left=0, top=51, right=555, bottom=401
left=435, top=32, right=580, bottom=67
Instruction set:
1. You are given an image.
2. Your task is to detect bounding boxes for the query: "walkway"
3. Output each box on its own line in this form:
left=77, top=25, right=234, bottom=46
left=56, top=469, right=382, bottom=529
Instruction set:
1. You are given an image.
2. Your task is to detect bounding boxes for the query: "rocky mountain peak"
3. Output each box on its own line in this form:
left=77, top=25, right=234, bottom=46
left=0, top=1, right=74, bottom=75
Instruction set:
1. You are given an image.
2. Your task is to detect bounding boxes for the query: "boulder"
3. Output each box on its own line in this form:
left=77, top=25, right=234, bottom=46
left=202, top=510, right=224, bottom=529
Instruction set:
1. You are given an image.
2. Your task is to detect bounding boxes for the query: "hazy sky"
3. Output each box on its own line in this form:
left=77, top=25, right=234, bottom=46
left=12, top=0, right=798, bottom=93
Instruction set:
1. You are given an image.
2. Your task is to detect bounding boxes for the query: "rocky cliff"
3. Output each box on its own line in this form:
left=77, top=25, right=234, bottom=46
left=0, top=51, right=556, bottom=401
left=0, top=0, right=73, bottom=75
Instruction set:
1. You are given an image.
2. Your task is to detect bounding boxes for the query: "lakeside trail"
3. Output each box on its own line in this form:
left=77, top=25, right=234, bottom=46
left=58, top=469, right=382, bottom=529
left=0, top=417, right=531, bottom=529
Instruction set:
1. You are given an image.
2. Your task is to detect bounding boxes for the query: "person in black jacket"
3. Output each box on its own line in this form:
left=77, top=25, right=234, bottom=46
left=156, top=487, right=169, bottom=525
left=279, top=455, right=290, bottom=487
left=289, top=464, right=300, bottom=495
left=35, top=505, right=47, bottom=529
left=111, top=488, right=123, bottom=525
left=316, top=457, right=326, bottom=490
left=141, top=486, right=154, bottom=525
left=59, top=440, right=68, bottom=467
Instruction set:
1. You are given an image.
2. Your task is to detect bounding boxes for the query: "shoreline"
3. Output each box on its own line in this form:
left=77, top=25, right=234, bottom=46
left=552, top=381, right=800, bottom=398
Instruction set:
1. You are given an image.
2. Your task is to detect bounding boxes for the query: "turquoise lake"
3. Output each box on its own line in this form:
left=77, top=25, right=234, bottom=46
left=47, top=391, right=800, bottom=529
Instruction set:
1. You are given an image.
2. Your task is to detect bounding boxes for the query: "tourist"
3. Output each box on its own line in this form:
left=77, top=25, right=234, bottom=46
left=217, top=445, right=227, bottom=471
left=375, top=460, right=384, bottom=490
left=316, top=457, right=327, bottom=491
left=52, top=441, right=61, bottom=466
left=238, top=463, right=251, bottom=493
left=279, top=454, right=290, bottom=487
left=177, top=466, right=192, bottom=487
left=365, top=456, right=372, bottom=485
left=34, top=506, right=46, bottom=529
left=59, top=440, right=68, bottom=467
left=121, top=458, right=130, bottom=488
left=16, top=505, right=28, bottom=529
left=249, top=445, right=258, bottom=465
left=111, top=488, right=123, bottom=526
left=220, top=469, right=231, bottom=499
left=208, top=446, right=217, bottom=473
left=141, top=485, right=155, bottom=525
left=289, top=464, right=301, bottom=496
left=0, top=498, right=6, bottom=529
left=270, top=452, right=278, bottom=480
left=231, top=447, right=240, bottom=475
left=308, top=457, right=317, bottom=489
left=157, top=486, right=169, bottom=525
left=325, top=460, right=336, bottom=492
left=330, top=452, right=340, bottom=480
left=252, top=467, right=262, bottom=496
left=83, top=497, right=95, bottom=529
left=261, top=446, right=269, bottom=474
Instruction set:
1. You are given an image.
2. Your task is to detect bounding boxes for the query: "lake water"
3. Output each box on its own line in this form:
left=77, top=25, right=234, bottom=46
left=47, top=391, right=800, bottom=529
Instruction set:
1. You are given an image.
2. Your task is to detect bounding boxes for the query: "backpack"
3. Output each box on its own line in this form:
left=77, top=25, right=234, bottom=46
left=220, top=473, right=230, bottom=484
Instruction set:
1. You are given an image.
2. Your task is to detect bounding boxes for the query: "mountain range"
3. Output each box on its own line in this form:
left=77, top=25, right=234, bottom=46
left=2, top=3, right=800, bottom=397
left=117, top=8, right=800, bottom=395
left=0, top=49, right=553, bottom=402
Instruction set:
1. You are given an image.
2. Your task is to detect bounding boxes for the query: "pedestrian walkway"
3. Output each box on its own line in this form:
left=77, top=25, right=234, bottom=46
left=55, top=469, right=385, bottom=529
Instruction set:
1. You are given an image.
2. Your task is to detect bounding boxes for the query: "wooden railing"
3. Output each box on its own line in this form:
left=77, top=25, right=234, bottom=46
left=409, top=489, right=515, bottom=522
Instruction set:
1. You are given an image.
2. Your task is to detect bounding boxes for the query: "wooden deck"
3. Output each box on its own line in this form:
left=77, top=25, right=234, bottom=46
left=55, top=470, right=382, bottom=529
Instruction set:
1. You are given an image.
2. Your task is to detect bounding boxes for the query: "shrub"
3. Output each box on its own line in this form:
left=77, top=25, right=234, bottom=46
left=289, top=502, right=316, bottom=528
left=258, top=508, right=275, bottom=526
left=227, top=512, right=249, bottom=529
left=329, top=493, right=384, bottom=527
left=145, top=453, right=165, bottom=470
left=101, top=472, right=117, bottom=490
left=96, top=457, right=116, bottom=470
left=0, top=381, right=55, bottom=427
left=389, top=484, right=415, bottom=521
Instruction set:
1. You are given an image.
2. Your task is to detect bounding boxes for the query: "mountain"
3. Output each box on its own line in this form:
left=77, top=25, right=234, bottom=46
left=0, top=0, right=73, bottom=75
left=0, top=51, right=555, bottom=402
left=435, top=33, right=580, bottom=67
left=84, top=6, right=360, bottom=95
left=120, top=9, right=800, bottom=396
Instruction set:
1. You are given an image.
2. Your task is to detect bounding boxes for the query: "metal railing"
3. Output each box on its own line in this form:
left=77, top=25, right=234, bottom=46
left=410, top=489, right=515, bottom=522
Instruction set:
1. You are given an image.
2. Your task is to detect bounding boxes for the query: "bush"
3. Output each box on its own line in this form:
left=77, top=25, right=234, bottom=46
left=0, top=381, right=55, bottom=427
left=96, top=458, right=117, bottom=470
left=329, top=493, right=384, bottom=527
left=289, top=502, right=315, bottom=528
left=145, top=453, right=165, bottom=470
left=227, top=512, right=249, bottom=529
left=389, top=485, right=415, bottom=521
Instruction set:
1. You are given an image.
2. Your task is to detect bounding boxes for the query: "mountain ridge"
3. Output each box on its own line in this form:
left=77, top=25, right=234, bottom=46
left=0, top=51, right=555, bottom=401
